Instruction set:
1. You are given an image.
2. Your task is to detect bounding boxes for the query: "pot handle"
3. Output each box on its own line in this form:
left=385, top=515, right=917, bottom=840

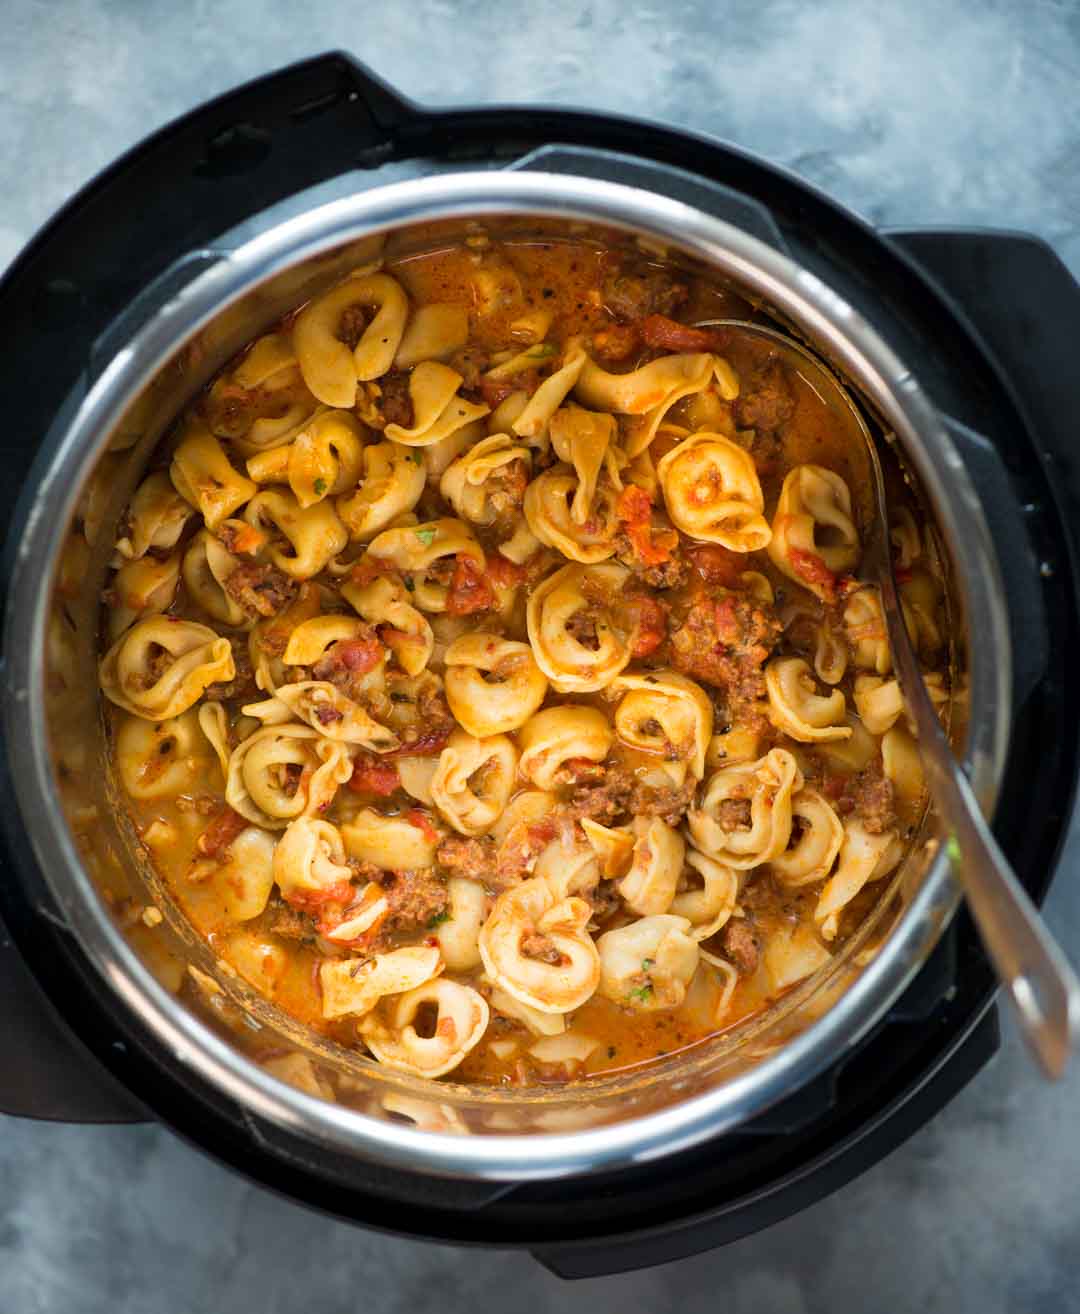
left=0, top=53, right=419, bottom=475
left=0, top=912, right=147, bottom=1122
left=507, top=144, right=790, bottom=255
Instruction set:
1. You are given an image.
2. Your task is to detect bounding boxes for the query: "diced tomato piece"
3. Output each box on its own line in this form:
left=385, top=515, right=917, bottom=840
left=619, top=591, right=669, bottom=657
left=616, top=484, right=672, bottom=568
left=484, top=553, right=526, bottom=590
left=686, top=543, right=742, bottom=588
left=336, top=636, right=384, bottom=674
left=286, top=880, right=355, bottom=914
left=638, top=315, right=728, bottom=353
left=406, top=808, right=439, bottom=843
left=446, top=555, right=495, bottom=616
left=789, top=547, right=838, bottom=602
left=196, top=806, right=248, bottom=857
left=348, top=754, right=401, bottom=797
left=893, top=565, right=914, bottom=585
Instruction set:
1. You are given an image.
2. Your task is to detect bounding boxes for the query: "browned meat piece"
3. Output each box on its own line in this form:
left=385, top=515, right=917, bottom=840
left=823, top=761, right=897, bottom=834
left=720, top=918, right=759, bottom=975
left=733, top=359, right=795, bottom=433
left=204, top=637, right=258, bottom=703
left=376, top=371, right=414, bottom=429
left=670, top=590, right=782, bottom=712
left=520, top=932, right=564, bottom=965
left=381, top=869, right=449, bottom=933
left=590, top=322, right=640, bottom=363
left=602, top=267, right=688, bottom=322
left=629, top=778, right=696, bottom=826
left=436, top=835, right=497, bottom=884
left=587, top=880, right=622, bottom=926
left=268, top=897, right=316, bottom=944
left=337, top=305, right=369, bottom=349
left=494, top=818, right=558, bottom=886
left=224, top=563, right=298, bottom=619
left=716, top=798, right=752, bottom=832
left=615, top=536, right=688, bottom=591
left=446, top=346, right=491, bottom=391
left=563, top=765, right=635, bottom=824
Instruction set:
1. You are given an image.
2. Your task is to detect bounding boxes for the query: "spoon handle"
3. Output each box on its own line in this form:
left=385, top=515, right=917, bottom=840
left=869, top=447, right=1080, bottom=1078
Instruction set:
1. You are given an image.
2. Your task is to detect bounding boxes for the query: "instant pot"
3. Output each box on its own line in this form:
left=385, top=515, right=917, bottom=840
left=1, top=53, right=1078, bottom=1278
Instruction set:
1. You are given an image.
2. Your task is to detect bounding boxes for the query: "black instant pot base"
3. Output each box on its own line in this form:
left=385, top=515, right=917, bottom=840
left=1, top=54, right=1078, bottom=1279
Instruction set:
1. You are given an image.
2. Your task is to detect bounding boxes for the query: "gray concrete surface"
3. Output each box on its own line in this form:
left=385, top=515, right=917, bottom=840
left=3, top=1, right=1080, bottom=1310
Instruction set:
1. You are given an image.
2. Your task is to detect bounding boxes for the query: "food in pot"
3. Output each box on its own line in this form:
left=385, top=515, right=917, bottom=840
left=98, top=235, right=946, bottom=1085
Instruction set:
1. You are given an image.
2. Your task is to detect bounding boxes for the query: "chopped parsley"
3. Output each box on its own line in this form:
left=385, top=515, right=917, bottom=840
left=629, top=981, right=654, bottom=1004
left=415, top=526, right=437, bottom=547
left=946, top=833, right=961, bottom=867
left=641, top=958, right=655, bottom=971
left=426, top=909, right=451, bottom=929
left=313, top=477, right=327, bottom=496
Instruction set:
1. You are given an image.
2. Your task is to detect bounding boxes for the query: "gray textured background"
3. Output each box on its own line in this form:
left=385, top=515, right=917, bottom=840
left=3, top=2, right=1080, bottom=1311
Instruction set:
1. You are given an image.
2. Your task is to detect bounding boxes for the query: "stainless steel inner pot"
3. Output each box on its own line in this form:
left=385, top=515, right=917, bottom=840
left=2, top=171, right=1011, bottom=1180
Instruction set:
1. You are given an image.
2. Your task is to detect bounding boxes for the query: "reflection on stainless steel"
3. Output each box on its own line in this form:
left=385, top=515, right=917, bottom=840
left=3, top=171, right=1012, bottom=1180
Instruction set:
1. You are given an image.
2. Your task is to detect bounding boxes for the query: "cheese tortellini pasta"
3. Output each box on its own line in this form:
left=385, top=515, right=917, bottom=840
left=101, top=238, right=945, bottom=1090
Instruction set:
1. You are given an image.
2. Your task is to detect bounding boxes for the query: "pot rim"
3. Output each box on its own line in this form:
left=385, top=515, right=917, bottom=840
left=2, top=169, right=1011, bottom=1180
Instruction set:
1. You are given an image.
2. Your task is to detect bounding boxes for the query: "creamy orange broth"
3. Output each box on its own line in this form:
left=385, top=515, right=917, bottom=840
left=101, top=236, right=940, bottom=1087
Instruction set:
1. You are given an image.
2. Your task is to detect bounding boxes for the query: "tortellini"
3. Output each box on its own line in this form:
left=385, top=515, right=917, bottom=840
left=765, top=657, right=852, bottom=743
left=170, top=423, right=257, bottom=530
left=770, top=789, right=844, bottom=887
left=360, top=978, right=489, bottom=1078
left=815, top=822, right=903, bottom=940
left=526, top=562, right=633, bottom=693
left=342, top=572, right=433, bottom=677
left=617, top=817, right=685, bottom=916
left=612, top=669, right=713, bottom=784
left=575, top=351, right=739, bottom=457
left=343, top=809, right=440, bottom=869
left=440, top=433, right=531, bottom=525
left=597, top=915, right=699, bottom=1011
left=383, top=361, right=490, bottom=447
left=524, top=466, right=619, bottom=563
left=335, top=442, right=426, bottom=541
left=657, top=432, right=771, bottom=551
left=294, top=273, right=410, bottom=408
left=430, top=729, right=519, bottom=836
left=244, top=489, right=348, bottom=580
left=517, top=705, right=613, bottom=790
left=108, top=550, right=182, bottom=640
left=259, top=681, right=399, bottom=752
left=246, top=409, right=366, bottom=509
left=768, top=464, right=860, bottom=598
left=271, top=816, right=353, bottom=904
left=689, top=748, right=802, bottom=869
left=182, top=530, right=247, bottom=627
left=479, top=877, right=601, bottom=1014
left=100, top=617, right=234, bottom=720
left=366, top=518, right=484, bottom=613
left=115, top=472, right=192, bottom=560
left=320, top=945, right=442, bottom=1020
left=206, top=333, right=318, bottom=453
left=443, top=635, right=547, bottom=737
left=433, top=878, right=488, bottom=971
left=670, top=849, right=739, bottom=941
left=115, top=709, right=221, bottom=798
left=225, top=724, right=352, bottom=829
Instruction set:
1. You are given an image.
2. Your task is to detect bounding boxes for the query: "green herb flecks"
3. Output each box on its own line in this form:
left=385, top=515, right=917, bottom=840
left=946, top=833, right=962, bottom=867
left=414, top=526, right=438, bottom=547
left=641, top=958, right=655, bottom=971
left=313, top=477, right=327, bottom=496
left=426, top=909, right=451, bottom=929
left=404, top=575, right=415, bottom=591
left=629, top=981, right=654, bottom=1004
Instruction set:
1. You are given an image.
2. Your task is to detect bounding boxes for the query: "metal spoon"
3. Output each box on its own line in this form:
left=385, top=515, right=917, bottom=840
left=694, top=317, right=1080, bottom=1077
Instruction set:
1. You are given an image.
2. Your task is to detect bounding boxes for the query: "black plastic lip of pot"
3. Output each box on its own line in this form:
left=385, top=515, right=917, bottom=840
left=0, top=51, right=1078, bottom=1271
